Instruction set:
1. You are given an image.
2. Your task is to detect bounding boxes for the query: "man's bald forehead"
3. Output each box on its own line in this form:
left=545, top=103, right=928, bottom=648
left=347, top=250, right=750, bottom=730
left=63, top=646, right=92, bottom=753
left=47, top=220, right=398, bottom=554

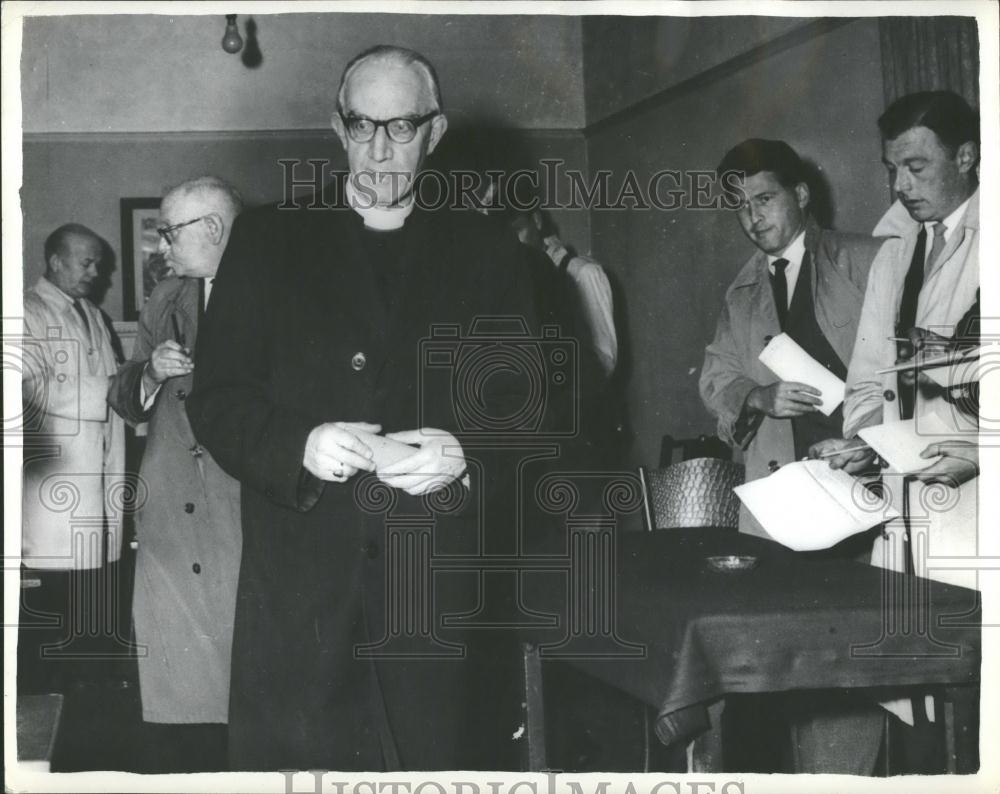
left=341, top=60, right=435, bottom=111
left=163, top=176, right=242, bottom=220
left=44, top=222, right=100, bottom=263
left=336, top=45, right=442, bottom=114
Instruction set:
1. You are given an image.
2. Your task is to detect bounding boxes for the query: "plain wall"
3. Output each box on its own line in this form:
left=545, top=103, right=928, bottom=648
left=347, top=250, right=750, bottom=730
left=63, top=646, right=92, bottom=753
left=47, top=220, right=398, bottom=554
left=22, top=129, right=590, bottom=321
left=20, top=12, right=590, bottom=321
left=583, top=18, right=890, bottom=468
left=582, top=15, right=807, bottom=124
left=21, top=14, right=585, bottom=132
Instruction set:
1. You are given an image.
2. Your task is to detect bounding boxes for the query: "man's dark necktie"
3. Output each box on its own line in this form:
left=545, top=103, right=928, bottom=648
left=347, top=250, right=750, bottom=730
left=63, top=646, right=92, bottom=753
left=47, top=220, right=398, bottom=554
left=897, top=223, right=946, bottom=420
left=770, top=258, right=789, bottom=330
left=897, top=222, right=946, bottom=577
left=72, top=298, right=91, bottom=339
left=898, top=223, right=947, bottom=337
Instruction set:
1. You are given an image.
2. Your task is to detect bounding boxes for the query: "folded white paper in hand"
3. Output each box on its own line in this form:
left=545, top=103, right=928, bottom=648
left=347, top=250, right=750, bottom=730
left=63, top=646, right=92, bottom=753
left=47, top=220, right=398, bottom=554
left=857, top=412, right=957, bottom=474
left=758, top=332, right=845, bottom=415
left=350, top=428, right=418, bottom=472
left=734, top=460, right=898, bottom=551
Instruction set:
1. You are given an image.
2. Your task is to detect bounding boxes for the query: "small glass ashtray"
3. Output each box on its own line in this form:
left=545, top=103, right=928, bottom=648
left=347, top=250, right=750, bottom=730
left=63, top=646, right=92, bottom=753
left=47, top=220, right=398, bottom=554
left=706, top=555, right=760, bottom=573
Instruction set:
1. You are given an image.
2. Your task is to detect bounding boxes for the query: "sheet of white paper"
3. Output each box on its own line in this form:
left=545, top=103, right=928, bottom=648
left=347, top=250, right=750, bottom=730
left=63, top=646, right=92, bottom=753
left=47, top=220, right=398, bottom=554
left=758, top=332, right=845, bottom=415
left=857, top=413, right=955, bottom=474
left=734, top=460, right=898, bottom=551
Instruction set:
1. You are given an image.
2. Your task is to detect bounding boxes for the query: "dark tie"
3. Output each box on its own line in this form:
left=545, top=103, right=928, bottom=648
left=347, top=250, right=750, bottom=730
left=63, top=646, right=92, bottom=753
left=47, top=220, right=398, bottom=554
left=897, top=226, right=926, bottom=341
left=72, top=298, right=91, bottom=338
left=897, top=226, right=933, bottom=420
left=770, top=258, right=789, bottom=330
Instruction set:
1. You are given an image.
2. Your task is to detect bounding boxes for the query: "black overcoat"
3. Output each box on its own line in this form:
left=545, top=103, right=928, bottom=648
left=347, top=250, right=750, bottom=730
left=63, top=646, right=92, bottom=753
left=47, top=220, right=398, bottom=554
left=187, top=197, right=539, bottom=771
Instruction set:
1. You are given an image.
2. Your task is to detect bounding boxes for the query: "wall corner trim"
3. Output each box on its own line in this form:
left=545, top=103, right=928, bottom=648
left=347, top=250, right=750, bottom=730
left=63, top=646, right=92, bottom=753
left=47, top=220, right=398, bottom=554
left=583, top=17, right=857, bottom=138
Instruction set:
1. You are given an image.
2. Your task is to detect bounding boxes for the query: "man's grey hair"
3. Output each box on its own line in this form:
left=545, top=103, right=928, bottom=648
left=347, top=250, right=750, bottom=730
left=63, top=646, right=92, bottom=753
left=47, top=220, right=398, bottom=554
left=164, top=175, right=243, bottom=221
left=336, top=44, right=443, bottom=115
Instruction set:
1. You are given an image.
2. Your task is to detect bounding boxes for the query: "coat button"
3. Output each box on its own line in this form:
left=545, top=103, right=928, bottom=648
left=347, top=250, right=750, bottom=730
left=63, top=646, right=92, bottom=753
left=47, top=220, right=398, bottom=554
left=883, top=389, right=896, bottom=402
left=184, top=502, right=195, bottom=514
left=364, top=541, right=379, bottom=559
left=175, top=388, right=187, bottom=400
left=351, top=352, right=367, bottom=371
left=192, top=563, right=201, bottom=574
left=767, top=460, right=780, bottom=473
left=764, top=335, right=773, bottom=344
left=189, top=444, right=204, bottom=458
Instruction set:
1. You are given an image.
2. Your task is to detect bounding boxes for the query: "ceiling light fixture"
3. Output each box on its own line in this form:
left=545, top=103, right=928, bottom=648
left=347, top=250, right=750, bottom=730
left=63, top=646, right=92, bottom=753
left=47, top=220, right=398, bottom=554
left=221, top=15, right=244, bottom=54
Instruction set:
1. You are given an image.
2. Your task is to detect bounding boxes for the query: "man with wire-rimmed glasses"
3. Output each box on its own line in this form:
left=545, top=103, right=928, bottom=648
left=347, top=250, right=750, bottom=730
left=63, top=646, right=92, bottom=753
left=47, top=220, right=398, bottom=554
left=108, top=175, right=243, bottom=771
left=186, top=45, right=538, bottom=771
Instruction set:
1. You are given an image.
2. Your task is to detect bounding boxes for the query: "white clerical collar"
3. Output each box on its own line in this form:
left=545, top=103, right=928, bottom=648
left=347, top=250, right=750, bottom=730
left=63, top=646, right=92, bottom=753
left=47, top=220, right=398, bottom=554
left=346, top=178, right=415, bottom=231
left=926, top=195, right=972, bottom=244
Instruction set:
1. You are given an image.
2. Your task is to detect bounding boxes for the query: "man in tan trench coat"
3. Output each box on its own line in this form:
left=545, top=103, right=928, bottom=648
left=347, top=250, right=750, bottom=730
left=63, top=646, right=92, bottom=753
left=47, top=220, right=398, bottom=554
left=109, top=176, right=243, bottom=771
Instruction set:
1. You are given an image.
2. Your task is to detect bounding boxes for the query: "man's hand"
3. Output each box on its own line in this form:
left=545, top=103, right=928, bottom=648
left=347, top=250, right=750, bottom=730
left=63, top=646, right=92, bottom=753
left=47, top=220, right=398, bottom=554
left=912, top=440, right=979, bottom=487
left=377, top=428, right=467, bottom=496
left=303, top=421, right=381, bottom=483
left=746, top=381, right=822, bottom=418
left=143, top=340, right=193, bottom=391
left=808, top=437, right=877, bottom=475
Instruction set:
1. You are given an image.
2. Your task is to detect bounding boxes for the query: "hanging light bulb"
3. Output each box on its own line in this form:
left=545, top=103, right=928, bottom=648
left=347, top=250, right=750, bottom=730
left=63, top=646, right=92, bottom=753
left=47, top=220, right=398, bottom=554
left=221, top=15, right=244, bottom=54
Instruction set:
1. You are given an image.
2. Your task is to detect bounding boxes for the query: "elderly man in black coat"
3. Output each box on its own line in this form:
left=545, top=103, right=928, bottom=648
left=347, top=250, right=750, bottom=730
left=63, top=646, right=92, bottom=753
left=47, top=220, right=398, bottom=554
left=187, top=45, right=540, bottom=771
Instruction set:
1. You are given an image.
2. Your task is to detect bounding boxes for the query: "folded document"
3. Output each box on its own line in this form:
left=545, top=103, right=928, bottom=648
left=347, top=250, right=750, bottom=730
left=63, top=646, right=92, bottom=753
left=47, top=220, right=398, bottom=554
left=734, top=460, right=898, bottom=551
left=758, top=333, right=845, bottom=415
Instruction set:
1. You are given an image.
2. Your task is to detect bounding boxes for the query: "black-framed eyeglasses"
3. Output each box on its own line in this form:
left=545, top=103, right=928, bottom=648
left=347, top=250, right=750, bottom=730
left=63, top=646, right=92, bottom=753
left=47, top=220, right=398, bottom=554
left=338, top=111, right=439, bottom=144
left=156, top=216, right=207, bottom=245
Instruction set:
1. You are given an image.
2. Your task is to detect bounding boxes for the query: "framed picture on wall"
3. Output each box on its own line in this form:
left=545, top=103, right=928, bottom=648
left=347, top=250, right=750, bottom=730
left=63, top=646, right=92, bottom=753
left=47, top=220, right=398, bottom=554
left=120, top=197, right=166, bottom=320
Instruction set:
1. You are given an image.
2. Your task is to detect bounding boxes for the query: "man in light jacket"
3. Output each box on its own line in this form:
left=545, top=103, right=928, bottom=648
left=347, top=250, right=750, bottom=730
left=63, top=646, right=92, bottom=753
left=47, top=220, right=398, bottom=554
left=21, top=223, right=126, bottom=691
left=821, top=91, right=980, bottom=772
left=700, top=139, right=884, bottom=540
left=699, top=140, right=886, bottom=774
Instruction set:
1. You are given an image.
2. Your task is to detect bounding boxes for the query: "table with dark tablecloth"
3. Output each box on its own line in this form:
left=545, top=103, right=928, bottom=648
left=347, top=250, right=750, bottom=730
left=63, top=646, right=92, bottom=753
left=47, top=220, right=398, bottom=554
left=520, top=527, right=980, bottom=755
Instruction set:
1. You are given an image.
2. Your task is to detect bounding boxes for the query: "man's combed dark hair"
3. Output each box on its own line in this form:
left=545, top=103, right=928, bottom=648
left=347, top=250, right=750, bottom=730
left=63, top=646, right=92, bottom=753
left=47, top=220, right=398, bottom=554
left=877, top=90, right=980, bottom=152
left=716, top=138, right=807, bottom=188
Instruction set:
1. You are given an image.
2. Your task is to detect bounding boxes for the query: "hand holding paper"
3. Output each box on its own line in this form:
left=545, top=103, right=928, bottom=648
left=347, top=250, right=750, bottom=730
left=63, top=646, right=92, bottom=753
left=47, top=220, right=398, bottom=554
left=758, top=333, right=845, bottom=415
left=912, top=440, right=979, bottom=487
left=349, top=427, right=419, bottom=472
left=856, top=413, right=956, bottom=475
left=808, top=437, right=877, bottom=474
left=734, top=460, right=898, bottom=551
left=747, top=380, right=823, bottom=418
